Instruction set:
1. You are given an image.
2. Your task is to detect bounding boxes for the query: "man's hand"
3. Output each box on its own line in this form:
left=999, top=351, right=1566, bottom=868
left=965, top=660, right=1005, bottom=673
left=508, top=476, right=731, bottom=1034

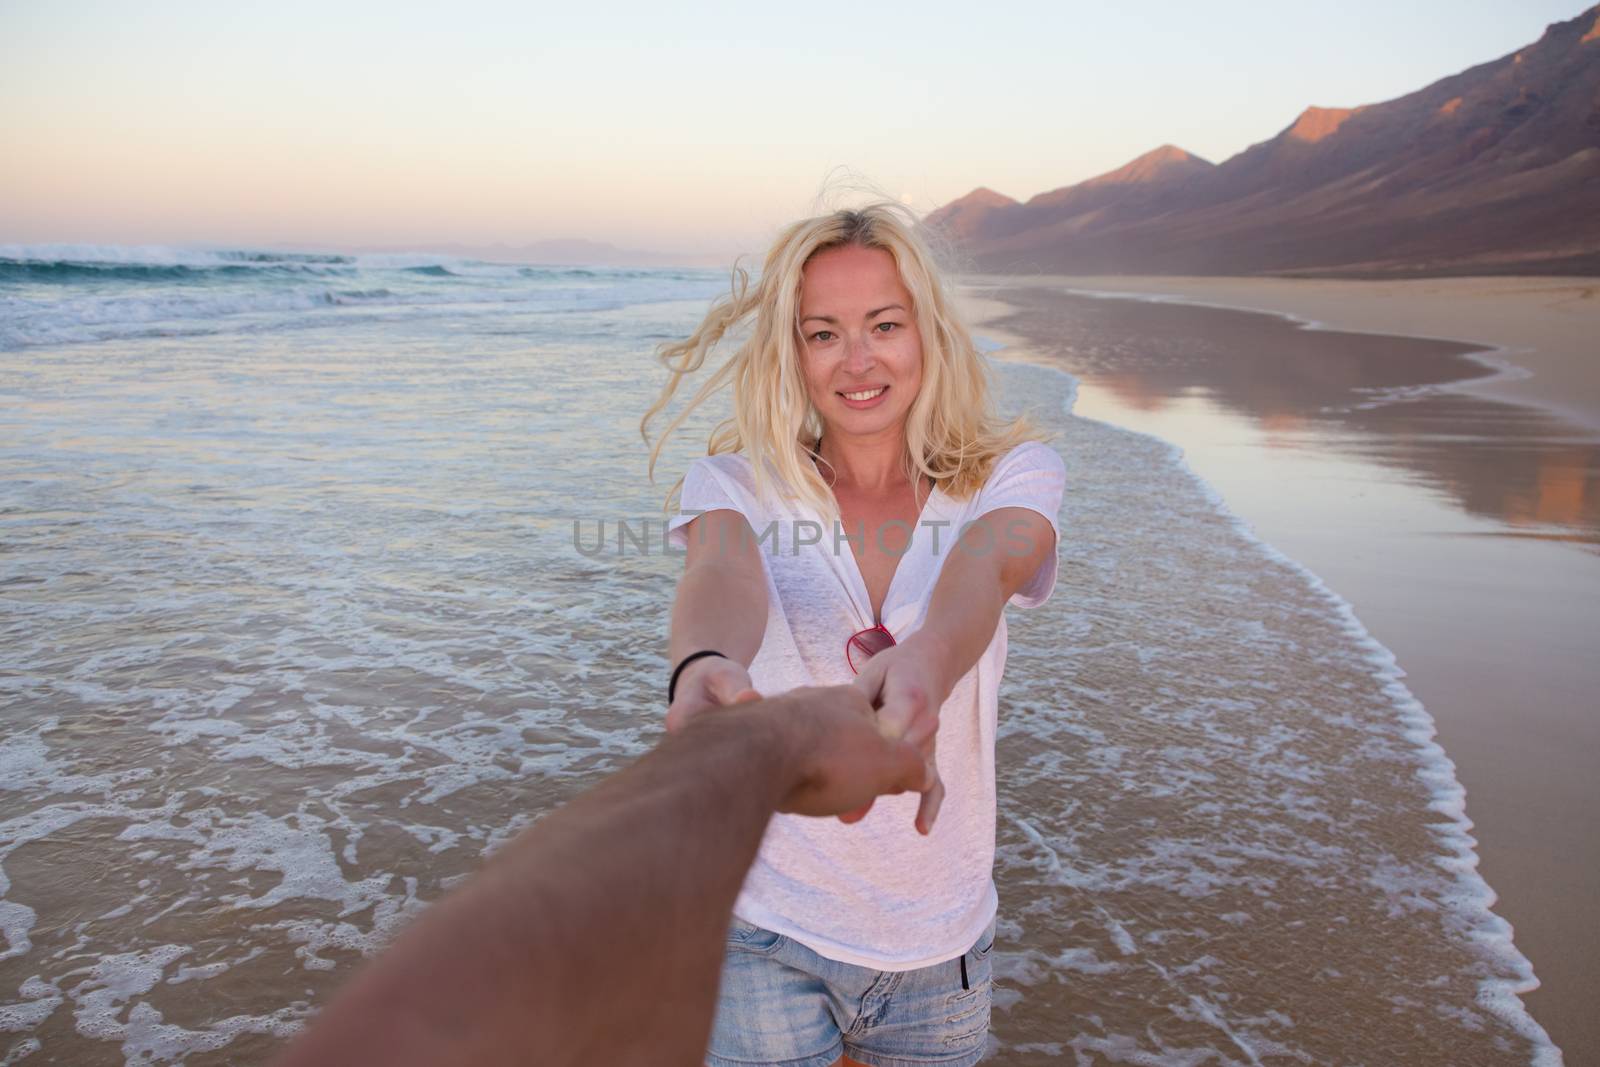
left=748, top=685, right=933, bottom=818
left=666, top=655, right=762, bottom=732
left=847, top=636, right=954, bottom=834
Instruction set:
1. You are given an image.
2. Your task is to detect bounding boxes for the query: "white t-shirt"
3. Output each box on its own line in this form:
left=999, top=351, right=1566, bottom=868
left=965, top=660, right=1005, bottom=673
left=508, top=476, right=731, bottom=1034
left=666, top=440, right=1067, bottom=970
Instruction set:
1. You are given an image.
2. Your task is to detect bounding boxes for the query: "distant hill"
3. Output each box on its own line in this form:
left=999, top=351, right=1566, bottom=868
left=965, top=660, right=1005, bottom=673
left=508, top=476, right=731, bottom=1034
left=340, top=238, right=731, bottom=269
left=927, top=5, right=1600, bottom=277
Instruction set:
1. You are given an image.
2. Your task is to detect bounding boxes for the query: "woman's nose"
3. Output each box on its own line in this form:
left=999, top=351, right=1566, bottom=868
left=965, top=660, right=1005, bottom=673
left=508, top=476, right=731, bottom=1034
left=844, top=334, right=874, bottom=371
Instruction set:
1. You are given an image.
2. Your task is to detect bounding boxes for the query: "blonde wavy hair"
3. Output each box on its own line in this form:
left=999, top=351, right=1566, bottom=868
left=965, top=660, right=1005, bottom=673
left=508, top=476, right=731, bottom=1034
left=640, top=201, right=1054, bottom=528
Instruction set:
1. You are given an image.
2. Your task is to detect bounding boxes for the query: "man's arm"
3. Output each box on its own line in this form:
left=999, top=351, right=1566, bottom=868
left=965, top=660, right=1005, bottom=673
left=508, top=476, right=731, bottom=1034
left=274, top=686, right=926, bottom=1067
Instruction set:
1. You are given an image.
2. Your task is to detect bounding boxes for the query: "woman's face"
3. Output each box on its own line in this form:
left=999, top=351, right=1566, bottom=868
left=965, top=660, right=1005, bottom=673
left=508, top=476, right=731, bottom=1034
left=797, top=244, right=923, bottom=446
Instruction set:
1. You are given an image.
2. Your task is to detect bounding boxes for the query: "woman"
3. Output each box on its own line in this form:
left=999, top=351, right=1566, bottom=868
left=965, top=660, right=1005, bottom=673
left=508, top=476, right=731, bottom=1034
left=641, top=203, right=1066, bottom=1067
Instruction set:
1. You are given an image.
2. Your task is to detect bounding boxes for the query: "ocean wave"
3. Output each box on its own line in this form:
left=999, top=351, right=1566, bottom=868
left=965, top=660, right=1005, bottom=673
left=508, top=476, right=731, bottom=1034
left=0, top=289, right=343, bottom=349
left=0, top=259, right=360, bottom=283
left=0, top=245, right=718, bottom=287
left=0, top=243, right=724, bottom=276
left=0, top=244, right=489, bottom=279
left=0, top=279, right=727, bottom=350
left=525, top=266, right=597, bottom=278
left=213, top=250, right=353, bottom=265
left=0, top=242, right=728, bottom=350
left=0, top=243, right=355, bottom=268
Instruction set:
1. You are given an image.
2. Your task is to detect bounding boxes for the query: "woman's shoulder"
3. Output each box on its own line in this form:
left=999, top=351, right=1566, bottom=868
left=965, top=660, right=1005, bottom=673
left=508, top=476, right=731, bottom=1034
left=684, top=452, right=760, bottom=501
left=983, top=440, right=1064, bottom=485
left=692, top=451, right=757, bottom=482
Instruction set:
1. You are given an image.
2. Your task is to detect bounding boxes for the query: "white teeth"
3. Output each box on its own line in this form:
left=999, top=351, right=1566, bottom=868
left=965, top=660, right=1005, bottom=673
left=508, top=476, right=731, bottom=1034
left=842, top=387, right=886, bottom=401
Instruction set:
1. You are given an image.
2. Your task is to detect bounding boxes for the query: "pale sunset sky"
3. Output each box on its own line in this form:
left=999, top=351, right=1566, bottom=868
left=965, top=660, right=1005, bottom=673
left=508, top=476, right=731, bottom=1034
left=1, top=0, right=1587, bottom=257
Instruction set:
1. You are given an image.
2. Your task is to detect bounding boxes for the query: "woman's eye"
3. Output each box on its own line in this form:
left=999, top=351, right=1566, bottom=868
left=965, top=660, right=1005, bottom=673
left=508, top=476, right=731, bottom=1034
left=810, top=330, right=835, bottom=343
left=874, top=321, right=898, bottom=333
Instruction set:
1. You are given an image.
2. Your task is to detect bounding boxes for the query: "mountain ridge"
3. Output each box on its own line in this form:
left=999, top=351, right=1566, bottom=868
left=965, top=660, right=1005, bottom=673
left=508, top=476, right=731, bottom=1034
left=927, top=5, right=1600, bottom=277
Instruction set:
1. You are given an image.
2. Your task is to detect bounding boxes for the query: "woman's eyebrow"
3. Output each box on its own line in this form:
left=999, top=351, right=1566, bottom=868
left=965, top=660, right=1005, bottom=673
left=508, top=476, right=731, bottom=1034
left=800, top=304, right=907, bottom=326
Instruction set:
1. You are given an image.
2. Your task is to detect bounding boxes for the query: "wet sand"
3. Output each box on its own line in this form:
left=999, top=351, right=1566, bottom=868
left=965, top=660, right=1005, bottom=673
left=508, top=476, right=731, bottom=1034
left=961, top=278, right=1600, bottom=1060
left=1004, top=275, right=1600, bottom=432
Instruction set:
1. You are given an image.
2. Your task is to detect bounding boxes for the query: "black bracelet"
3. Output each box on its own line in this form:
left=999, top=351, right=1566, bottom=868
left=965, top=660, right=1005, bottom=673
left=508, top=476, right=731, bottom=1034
left=668, top=650, right=728, bottom=705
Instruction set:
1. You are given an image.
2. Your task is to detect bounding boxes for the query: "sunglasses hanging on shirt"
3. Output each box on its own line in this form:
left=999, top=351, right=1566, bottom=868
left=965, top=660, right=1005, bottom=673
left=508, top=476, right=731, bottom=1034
left=846, top=624, right=895, bottom=674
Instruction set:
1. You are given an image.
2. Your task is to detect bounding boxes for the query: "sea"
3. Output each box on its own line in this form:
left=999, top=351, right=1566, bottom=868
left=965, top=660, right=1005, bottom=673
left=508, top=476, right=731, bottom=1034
left=0, top=245, right=1561, bottom=1064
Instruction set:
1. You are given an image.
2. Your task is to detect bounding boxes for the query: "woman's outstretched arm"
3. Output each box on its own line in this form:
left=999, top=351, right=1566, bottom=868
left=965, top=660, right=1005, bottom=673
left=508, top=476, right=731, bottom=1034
left=852, top=506, right=1057, bottom=830
left=274, top=686, right=927, bottom=1067
left=667, top=508, right=770, bottom=728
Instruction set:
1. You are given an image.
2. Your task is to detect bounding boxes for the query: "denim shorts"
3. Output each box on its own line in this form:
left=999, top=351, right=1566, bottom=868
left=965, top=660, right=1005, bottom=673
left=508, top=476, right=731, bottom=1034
left=705, top=915, right=997, bottom=1067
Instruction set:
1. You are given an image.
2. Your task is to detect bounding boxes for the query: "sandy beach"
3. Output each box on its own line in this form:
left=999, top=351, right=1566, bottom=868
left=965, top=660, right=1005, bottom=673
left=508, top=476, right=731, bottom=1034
left=962, top=275, right=1600, bottom=1060
left=1004, top=276, right=1600, bottom=432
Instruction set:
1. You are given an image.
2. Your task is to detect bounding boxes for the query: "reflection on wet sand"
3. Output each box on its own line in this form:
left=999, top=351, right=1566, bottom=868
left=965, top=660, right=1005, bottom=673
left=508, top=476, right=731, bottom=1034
left=989, top=287, right=1600, bottom=551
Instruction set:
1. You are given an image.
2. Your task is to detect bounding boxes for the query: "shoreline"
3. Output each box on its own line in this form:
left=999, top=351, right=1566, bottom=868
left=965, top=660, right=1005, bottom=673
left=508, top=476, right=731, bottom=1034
left=968, top=274, right=1600, bottom=433
left=960, top=277, right=1600, bottom=1060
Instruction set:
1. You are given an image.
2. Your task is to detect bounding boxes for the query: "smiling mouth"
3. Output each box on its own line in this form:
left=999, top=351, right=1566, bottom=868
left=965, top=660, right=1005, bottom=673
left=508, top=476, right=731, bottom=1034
left=838, top=386, right=888, bottom=401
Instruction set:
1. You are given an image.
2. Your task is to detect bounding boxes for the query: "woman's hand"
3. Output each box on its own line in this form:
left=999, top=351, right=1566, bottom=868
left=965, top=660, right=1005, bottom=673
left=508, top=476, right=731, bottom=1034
left=762, top=685, right=934, bottom=818
left=846, top=635, right=954, bottom=834
left=665, top=655, right=762, bottom=733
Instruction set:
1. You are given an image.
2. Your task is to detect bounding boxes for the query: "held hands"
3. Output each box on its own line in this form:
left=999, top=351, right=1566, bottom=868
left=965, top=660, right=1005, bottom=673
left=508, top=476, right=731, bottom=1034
left=665, top=655, right=763, bottom=733
left=763, top=685, right=934, bottom=819
left=848, top=636, right=953, bottom=835
left=664, top=645, right=951, bottom=836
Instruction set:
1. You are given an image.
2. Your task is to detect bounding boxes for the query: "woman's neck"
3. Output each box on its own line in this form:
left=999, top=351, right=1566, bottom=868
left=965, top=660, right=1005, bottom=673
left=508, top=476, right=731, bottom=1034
left=814, top=431, right=918, bottom=494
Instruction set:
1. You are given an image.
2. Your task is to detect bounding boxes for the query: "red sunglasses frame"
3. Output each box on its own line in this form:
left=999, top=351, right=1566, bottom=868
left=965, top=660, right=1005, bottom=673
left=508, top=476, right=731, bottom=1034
left=845, top=624, right=896, bottom=674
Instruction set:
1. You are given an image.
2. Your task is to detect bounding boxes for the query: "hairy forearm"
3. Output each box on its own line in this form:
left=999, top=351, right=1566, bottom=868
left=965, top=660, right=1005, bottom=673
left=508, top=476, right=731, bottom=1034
left=669, top=561, right=767, bottom=667
left=276, top=709, right=792, bottom=1067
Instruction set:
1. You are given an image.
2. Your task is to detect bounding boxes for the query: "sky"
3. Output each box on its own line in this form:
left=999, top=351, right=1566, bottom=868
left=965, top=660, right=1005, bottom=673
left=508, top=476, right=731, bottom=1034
left=1, top=0, right=1590, bottom=256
